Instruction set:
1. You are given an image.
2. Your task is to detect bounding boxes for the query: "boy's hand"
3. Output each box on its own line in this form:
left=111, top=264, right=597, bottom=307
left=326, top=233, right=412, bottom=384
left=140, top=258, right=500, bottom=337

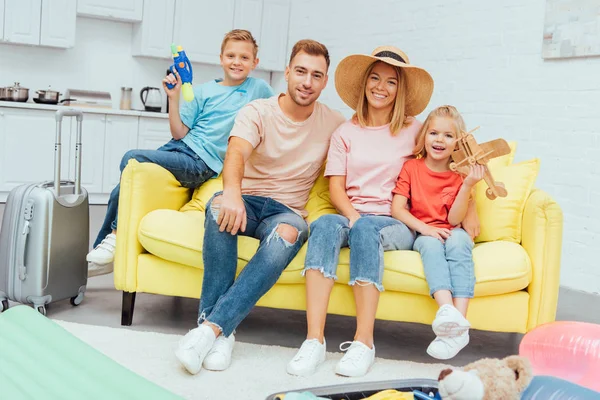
left=464, top=164, right=485, bottom=188
left=422, top=225, right=451, bottom=243
left=217, top=192, right=247, bottom=235
left=162, top=68, right=182, bottom=100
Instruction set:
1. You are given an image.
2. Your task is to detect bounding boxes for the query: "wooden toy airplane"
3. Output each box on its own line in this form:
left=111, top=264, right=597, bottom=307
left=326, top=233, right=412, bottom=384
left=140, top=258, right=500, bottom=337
left=449, top=126, right=511, bottom=200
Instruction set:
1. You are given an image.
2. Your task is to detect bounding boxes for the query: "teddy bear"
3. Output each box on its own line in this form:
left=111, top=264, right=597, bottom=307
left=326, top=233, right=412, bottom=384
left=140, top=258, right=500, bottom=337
left=436, top=355, right=533, bottom=400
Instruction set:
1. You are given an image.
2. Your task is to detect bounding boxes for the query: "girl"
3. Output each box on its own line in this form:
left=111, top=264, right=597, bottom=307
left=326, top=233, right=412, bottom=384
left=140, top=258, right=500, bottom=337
left=391, top=105, right=484, bottom=360
left=287, top=46, right=434, bottom=377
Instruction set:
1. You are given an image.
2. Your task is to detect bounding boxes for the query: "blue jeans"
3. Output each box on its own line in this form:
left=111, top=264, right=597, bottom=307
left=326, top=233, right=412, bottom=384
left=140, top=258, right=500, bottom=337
left=94, top=139, right=215, bottom=248
left=303, top=214, right=415, bottom=291
left=199, top=193, right=309, bottom=336
left=413, top=228, right=475, bottom=298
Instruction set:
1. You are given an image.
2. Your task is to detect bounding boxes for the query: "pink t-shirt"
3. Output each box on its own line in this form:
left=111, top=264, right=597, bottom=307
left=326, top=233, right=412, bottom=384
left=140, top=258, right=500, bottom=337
left=325, top=118, right=421, bottom=215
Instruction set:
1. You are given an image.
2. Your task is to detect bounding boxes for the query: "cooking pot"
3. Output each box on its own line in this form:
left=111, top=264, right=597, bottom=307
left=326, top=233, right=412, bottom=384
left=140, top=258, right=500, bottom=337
left=1, top=82, right=29, bottom=102
left=33, top=87, right=74, bottom=105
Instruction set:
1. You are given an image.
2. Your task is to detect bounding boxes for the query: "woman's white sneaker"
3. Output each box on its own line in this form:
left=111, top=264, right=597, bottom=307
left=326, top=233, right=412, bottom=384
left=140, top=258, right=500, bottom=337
left=335, top=341, right=375, bottom=377
left=175, top=324, right=216, bottom=375
left=287, top=338, right=326, bottom=376
left=432, top=304, right=470, bottom=337
left=203, top=333, right=235, bottom=371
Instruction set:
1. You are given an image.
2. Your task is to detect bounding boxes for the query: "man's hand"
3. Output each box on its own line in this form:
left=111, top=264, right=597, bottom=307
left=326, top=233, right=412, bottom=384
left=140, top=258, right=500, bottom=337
left=422, top=225, right=451, bottom=243
left=217, top=192, right=246, bottom=235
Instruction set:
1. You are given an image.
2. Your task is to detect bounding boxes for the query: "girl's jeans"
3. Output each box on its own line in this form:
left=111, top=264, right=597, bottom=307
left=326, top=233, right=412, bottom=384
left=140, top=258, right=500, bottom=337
left=303, top=214, right=415, bottom=291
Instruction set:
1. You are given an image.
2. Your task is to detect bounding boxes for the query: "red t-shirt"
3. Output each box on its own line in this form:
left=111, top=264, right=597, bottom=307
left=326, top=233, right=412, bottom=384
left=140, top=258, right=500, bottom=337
left=393, top=158, right=464, bottom=229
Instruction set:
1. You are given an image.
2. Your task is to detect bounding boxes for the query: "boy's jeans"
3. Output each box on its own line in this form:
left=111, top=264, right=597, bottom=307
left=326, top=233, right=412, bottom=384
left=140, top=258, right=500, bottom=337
left=303, top=214, right=415, bottom=291
left=94, top=139, right=215, bottom=248
left=199, top=193, right=308, bottom=336
left=413, top=228, right=475, bottom=298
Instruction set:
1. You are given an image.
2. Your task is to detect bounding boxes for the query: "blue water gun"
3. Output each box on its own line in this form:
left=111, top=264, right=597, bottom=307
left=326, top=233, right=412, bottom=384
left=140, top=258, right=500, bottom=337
left=166, top=43, right=194, bottom=102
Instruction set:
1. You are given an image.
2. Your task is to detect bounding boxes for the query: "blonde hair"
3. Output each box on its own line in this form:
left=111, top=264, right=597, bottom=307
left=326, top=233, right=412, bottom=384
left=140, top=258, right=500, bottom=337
left=353, top=61, right=410, bottom=135
left=221, top=29, right=258, bottom=58
left=289, top=39, right=330, bottom=69
left=413, top=105, right=466, bottom=158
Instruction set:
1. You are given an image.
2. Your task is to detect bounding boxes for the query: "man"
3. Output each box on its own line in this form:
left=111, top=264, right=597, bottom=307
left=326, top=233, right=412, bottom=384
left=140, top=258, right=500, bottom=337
left=175, top=39, right=346, bottom=375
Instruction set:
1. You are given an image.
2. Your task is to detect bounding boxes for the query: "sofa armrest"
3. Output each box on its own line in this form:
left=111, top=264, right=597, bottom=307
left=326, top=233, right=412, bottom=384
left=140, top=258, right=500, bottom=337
left=113, top=160, right=192, bottom=292
left=522, top=188, right=563, bottom=331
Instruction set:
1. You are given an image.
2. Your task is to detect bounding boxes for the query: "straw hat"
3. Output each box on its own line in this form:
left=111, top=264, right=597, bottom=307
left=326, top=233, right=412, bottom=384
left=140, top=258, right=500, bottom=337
left=335, top=46, right=434, bottom=116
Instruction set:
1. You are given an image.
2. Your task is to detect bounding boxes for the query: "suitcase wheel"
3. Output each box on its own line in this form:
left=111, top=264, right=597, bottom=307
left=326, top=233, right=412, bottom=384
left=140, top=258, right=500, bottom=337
left=70, top=293, right=84, bottom=306
left=36, top=305, right=47, bottom=316
left=1, top=299, right=8, bottom=313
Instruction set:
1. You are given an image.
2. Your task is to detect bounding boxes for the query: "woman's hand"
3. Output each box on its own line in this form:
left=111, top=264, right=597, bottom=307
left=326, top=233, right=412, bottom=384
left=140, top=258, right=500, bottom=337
left=421, top=225, right=451, bottom=243
left=348, top=213, right=361, bottom=228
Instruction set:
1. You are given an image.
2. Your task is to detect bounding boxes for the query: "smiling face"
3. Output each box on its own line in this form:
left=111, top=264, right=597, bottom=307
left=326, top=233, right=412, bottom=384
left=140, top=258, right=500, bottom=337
left=364, top=62, right=399, bottom=114
left=219, top=39, right=259, bottom=85
left=424, top=116, right=458, bottom=162
left=285, top=51, right=329, bottom=107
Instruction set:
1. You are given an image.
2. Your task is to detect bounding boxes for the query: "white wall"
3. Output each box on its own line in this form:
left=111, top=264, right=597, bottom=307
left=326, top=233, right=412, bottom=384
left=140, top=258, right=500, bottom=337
left=0, top=17, right=270, bottom=111
left=277, top=0, right=600, bottom=294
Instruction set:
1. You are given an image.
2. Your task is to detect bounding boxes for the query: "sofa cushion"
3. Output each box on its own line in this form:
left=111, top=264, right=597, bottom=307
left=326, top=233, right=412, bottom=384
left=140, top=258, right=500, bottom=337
left=139, top=210, right=531, bottom=297
left=474, top=158, right=540, bottom=243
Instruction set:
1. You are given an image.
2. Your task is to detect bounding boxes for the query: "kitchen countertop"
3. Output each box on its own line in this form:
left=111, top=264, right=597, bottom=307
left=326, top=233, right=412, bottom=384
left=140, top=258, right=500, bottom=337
left=0, top=100, right=169, bottom=119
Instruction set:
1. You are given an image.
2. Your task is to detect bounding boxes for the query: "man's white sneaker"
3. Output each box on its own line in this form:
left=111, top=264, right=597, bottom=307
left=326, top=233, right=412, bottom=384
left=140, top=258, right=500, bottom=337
left=335, top=341, right=375, bottom=377
left=427, top=331, right=470, bottom=360
left=287, top=338, right=326, bottom=376
left=432, top=304, right=470, bottom=337
left=175, top=324, right=216, bottom=375
left=86, top=233, right=116, bottom=265
left=203, top=333, right=235, bottom=371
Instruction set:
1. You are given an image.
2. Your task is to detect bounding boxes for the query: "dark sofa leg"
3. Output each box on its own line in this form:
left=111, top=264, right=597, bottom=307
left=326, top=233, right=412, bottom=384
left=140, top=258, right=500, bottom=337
left=121, top=291, right=136, bottom=326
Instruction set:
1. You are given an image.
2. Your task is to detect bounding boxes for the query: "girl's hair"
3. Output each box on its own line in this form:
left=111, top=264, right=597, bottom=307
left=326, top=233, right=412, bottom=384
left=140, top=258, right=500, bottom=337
left=413, top=105, right=466, bottom=158
left=353, top=61, right=410, bottom=135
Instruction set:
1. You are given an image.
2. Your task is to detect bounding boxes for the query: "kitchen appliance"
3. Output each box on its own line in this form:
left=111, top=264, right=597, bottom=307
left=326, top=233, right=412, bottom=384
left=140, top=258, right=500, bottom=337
left=61, top=89, right=112, bottom=108
left=1, top=82, right=29, bottom=102
left=120, top=87, right=132, bottom=110
left=140, top=87, right=162, bottom=112
left=33, top=86, right=74, bottom=105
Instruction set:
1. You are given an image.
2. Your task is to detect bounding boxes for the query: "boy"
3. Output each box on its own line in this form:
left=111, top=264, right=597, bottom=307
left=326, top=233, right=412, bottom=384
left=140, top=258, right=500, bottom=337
left=87, top=29, right=274, bottom=276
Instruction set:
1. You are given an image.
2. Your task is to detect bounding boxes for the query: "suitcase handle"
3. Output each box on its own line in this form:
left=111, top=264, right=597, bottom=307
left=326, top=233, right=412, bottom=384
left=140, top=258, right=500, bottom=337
left=54, top=110, right=84, bottom=195
left=17, top=220, right=30, bottom=281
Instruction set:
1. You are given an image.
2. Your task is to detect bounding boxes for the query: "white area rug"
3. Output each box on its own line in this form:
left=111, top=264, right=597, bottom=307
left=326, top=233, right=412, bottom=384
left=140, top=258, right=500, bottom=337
left=55, top=320, right=447, bottom=400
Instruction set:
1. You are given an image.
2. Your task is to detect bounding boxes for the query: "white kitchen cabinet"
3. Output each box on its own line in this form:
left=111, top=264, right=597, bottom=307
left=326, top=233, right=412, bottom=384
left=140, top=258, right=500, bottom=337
left=3, top=0, right=42, bottom=46
left=0, top=108, right=70, bottom=192
left=173, top=0, right=235, bottom=64
left=258, top=0, right=290, bottom=71
left=40, top=0, right=77, bottom=48
left=77, top=0, right=143, bottom=22
left=65, top=114, right=106, bottom=194
left=132, top=0, right=176, bottom=59
left=233, top=0, right=263, bottom=44
left=0, top=0, right=5, bottom=41
left=137, top=117, right=172, bottom=151
left=102, top=116, right=139, bottom=192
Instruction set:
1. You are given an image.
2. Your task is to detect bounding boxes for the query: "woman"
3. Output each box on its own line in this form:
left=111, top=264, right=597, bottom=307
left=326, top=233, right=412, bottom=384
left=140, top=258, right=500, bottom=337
left=286, top=46, right=434, bottom=377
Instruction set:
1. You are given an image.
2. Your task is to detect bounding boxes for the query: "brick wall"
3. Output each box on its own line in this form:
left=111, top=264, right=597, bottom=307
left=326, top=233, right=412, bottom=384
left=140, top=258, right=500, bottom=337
left=274, top=0, right=600, bottom=293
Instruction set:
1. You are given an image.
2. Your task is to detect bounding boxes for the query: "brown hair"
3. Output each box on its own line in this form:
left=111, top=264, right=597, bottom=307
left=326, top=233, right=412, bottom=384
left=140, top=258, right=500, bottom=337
left=221, top=29, right=258, bottom=58
left=413, top=105, right=466, bottom=158
left=289, top=39, right=330, bottom=69
left=353, top=61, right=410, bottom=135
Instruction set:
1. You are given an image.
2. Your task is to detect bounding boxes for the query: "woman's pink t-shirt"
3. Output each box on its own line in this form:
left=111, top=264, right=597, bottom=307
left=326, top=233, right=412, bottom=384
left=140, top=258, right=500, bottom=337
left=325, top=118, right=421, bottom=215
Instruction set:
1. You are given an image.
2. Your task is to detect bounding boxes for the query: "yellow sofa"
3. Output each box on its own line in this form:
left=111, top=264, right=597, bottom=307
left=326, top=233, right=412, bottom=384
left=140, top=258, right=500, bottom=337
left=114, top=150, right=563, bottom=334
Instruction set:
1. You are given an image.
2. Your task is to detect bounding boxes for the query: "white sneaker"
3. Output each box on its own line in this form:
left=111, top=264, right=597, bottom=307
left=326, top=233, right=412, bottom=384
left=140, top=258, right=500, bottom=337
left=175, top=324, right=216, bottom=375
left=432, top=304, right=470, bottom=337
left=88, top=262, right=113, bottom=277
left=427, top=331, right=470, bottom=360
left=287, top=338, right=327, bottom=376
left=203, top=333, right=235, bottom=371
left=335, top=341, right=375, bottom=377
left=86, top=233, right=116, bottom=265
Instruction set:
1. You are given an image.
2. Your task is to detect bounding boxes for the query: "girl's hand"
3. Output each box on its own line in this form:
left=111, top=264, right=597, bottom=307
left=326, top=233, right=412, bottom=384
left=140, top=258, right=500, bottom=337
left=464, top=164, right=485, bottom=188
left=422, top=225, right=451, bottom=243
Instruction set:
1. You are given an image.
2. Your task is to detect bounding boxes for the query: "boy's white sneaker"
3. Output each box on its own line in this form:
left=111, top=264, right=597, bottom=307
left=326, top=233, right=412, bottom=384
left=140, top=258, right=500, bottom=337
left=86, top=233, right=116, bottom=265
left=432, top=304, right=471, bottom=337
left=287, top=338, right=327, bottom=376
left=88, top=262, right=113, bottom=278
left=335, top=341, right=375, bottom=377
left=175, top=324, right=216, bottom=375
left=427, top=331, right=470, bottom=360
left=203, top=333, right=235, bottom=371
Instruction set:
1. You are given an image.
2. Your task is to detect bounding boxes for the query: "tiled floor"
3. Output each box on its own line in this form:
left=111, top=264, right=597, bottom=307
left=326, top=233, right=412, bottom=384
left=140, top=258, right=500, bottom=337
left=2, top=203, right=599, bottom=367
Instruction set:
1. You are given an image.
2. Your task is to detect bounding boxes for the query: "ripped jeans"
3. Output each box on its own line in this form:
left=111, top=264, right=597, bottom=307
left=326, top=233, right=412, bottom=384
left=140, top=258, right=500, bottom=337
left=199, top=192, right=308, bottom=336
left=304, top=214, right=415, bottom=291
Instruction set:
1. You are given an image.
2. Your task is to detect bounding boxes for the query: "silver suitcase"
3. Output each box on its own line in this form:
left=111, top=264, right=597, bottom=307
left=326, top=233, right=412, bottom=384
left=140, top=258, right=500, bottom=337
left=0, top=109, right=89, bottom=315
